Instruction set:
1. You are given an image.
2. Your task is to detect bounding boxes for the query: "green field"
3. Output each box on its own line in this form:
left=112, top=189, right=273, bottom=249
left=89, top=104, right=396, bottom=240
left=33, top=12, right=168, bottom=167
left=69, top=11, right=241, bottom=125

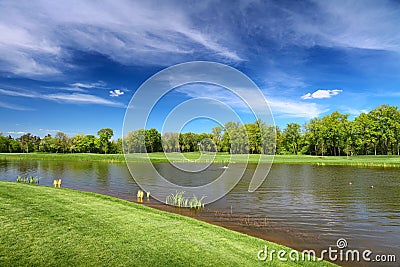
left=1, top=152, right=400, bottom=167
left=0, top=181, right=334, bottom=266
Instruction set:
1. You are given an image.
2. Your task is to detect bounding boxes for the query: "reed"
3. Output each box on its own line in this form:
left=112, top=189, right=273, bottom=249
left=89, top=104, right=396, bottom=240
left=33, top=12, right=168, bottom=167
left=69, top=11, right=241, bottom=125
left=53, top=179, right=62, bottom=188
left=165, top=191, right=206, bottom=209
left=16, top=175, right=40, bottom=184
left=137, top=190, right=145, bottom=202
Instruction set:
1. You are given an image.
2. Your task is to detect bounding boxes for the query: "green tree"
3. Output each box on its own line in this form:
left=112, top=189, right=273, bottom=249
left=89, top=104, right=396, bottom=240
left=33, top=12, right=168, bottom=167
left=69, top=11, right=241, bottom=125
left=55, top=132, right=69, bottom=153
left=124, top=129, right=146, bottom=153
left=97, top=128, right=114, bottom=154
left=353, top=113, right=371, bottom=155
left=179, top=132, right=198, bottom=152
left=8, top=139, right=21, bottom=152
left=69, top=134, right=87, bottom=153
left=282, top=123, right=301, bottom=154
left=245, top=121, right=262, bottom=154
left=110, top=138, right=123, bottom=154
left=17, top=133, right=40, bottom=153
left=197, top=133, right=216, bottom=152
left=162, top=132, right=180, bottom=152
left=83, top=135, right=99, bottom=153
left=0, top=134, right=9, bottom=152
left=211, top=126, right=223, bottom=152
left=145, top=128, right=162, bottom=153
left=224, top=122, right=248, bottom=154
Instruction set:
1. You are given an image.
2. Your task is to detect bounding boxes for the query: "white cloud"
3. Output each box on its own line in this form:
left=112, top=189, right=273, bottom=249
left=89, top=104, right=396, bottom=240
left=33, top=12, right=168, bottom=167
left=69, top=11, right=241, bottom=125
left=39, top=129, right=61, bottom=134
left=0, top=1, right=242, bottom=77
left=70, top=81, right=106, bottom=89
left=268, top=98, right=327, bottom=119
left=0, top=101, right=33, bottom=111
left=311, top=0, right=400, bottom=51
left=0, top=88, right=36, bottom=98
left=230, top=0, right=400, bottom=52
left=109, top=89, right=124, bottom=97
left=175, top=84, right=326, bottom=119
left=46, top=93, right=124, bottom=107
left=0, top=88, right=124, bottom=107
left=301, top=89, right=342, bottom=100
left=341, top=107, right=369, bottom=116
left=286, top=0, right=400, bottom=51
left=6, top=131, right=28, bottom=135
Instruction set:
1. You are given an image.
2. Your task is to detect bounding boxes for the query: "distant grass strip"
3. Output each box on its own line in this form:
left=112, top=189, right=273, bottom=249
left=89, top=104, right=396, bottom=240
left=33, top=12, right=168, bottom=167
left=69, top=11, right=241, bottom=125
left=2, top=152, right=400, bottom=167
left=0, top=181, right=334, bottom=266
left=0, top=152, right=126, bottom=162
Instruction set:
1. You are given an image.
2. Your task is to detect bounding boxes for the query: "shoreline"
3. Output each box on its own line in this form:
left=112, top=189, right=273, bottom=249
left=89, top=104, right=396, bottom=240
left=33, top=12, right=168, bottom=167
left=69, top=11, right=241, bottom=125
left=0, top=181, right=335, bottom=266
left=2, top=152, right=400, bottom=168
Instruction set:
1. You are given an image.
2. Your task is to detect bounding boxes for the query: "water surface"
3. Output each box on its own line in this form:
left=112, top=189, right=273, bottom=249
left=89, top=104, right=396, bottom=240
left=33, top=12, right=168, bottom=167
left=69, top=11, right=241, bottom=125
left=0, top=160, right=398, bottom=266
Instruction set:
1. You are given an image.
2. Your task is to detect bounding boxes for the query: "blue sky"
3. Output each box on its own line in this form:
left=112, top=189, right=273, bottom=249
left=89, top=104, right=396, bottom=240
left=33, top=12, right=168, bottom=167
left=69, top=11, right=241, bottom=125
left=1, top=0, right=400, bottom=139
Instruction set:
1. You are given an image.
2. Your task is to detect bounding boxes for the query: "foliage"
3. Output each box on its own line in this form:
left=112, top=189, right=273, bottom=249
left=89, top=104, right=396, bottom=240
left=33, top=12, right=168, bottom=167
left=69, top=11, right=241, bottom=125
left=16, top=175, right=40, bottom=184
left=300, top=105, right=400, bottom=156
left=3, top=104, right=400, bottom=156
left=97, top=128, right=114, bottom=154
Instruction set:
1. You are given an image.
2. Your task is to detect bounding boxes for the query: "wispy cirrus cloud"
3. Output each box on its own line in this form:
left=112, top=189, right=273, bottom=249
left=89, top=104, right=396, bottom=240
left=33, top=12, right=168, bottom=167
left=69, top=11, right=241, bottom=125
left=6, top=131, right=28, bottom=135
left=0, top=0, right=399, bottom=80
left=46, top=93, right=124, bottom=107
left=0, top=88, right=35, bottom=98
left=341, top=107, right=369, bottom=116
left=45, top=81, right=109, bottom=93
left=309, top=0, right=400, bottom=51
left=70, top=81, right=106, bottom=89
left=0, top=101, right=33, bottom=111
left=0, top=1, right=242, bottom=77
left=301, top=89, right=342, bottom=100
left=176, top=83, right=326, bottom=119
left=241, top=0, right=400, bottom=52
left=0, top=88, right=124, bottom=108
left=39, top=128, right=61, bottom=133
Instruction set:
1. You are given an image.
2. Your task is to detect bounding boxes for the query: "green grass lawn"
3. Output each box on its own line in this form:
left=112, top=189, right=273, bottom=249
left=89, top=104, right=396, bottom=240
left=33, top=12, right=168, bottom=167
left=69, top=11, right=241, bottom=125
left=0, top=181, right=335, bottom=266
left=2, top=152, right=400, bottom=167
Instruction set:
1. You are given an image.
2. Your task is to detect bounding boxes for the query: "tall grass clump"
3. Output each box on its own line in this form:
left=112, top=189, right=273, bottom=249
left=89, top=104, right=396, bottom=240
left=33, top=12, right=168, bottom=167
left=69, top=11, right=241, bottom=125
left=166, top=191, right=206, bottom=209
left=16, top=175, right=40, bottom=184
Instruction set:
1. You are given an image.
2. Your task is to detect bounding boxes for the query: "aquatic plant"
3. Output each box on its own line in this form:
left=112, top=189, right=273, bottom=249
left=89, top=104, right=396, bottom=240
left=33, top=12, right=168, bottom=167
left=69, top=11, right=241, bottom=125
left=16, top=175, right=40, bottom=184
left=189, top=195, right=206, bottom=209
left=53, top=179, right=62, bottom=188
left=166, top=191, right=206, bottom=209
left=137, top=190, right=148, bottom=202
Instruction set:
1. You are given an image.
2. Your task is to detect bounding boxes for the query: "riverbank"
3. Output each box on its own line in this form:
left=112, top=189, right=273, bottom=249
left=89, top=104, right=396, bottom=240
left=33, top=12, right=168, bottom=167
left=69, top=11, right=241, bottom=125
left=0, top=181, right=333, bottom=266
left=2, top=152, right=400, bottom=167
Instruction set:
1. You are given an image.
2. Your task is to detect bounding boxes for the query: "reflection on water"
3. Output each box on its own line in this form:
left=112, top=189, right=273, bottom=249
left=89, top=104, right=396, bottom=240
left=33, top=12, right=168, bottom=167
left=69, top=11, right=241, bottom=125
left=0, top=160, right=399, bottom=266
left=0, top=160, right=138, bottom=201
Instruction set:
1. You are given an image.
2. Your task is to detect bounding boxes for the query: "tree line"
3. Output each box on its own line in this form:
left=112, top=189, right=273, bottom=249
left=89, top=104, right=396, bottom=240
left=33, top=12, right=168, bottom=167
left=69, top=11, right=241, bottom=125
left=1, top=104, right=400, bottom=156
left=0, top=128, right=121, bottom=154
left=279, top=104, right=400, bottom=156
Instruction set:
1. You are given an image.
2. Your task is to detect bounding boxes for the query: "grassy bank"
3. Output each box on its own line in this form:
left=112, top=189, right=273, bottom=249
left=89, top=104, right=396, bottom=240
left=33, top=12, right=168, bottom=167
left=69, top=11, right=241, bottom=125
left=1, top=152, right=400, bottom=167
left=0, top=181, right=333, bottom=266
